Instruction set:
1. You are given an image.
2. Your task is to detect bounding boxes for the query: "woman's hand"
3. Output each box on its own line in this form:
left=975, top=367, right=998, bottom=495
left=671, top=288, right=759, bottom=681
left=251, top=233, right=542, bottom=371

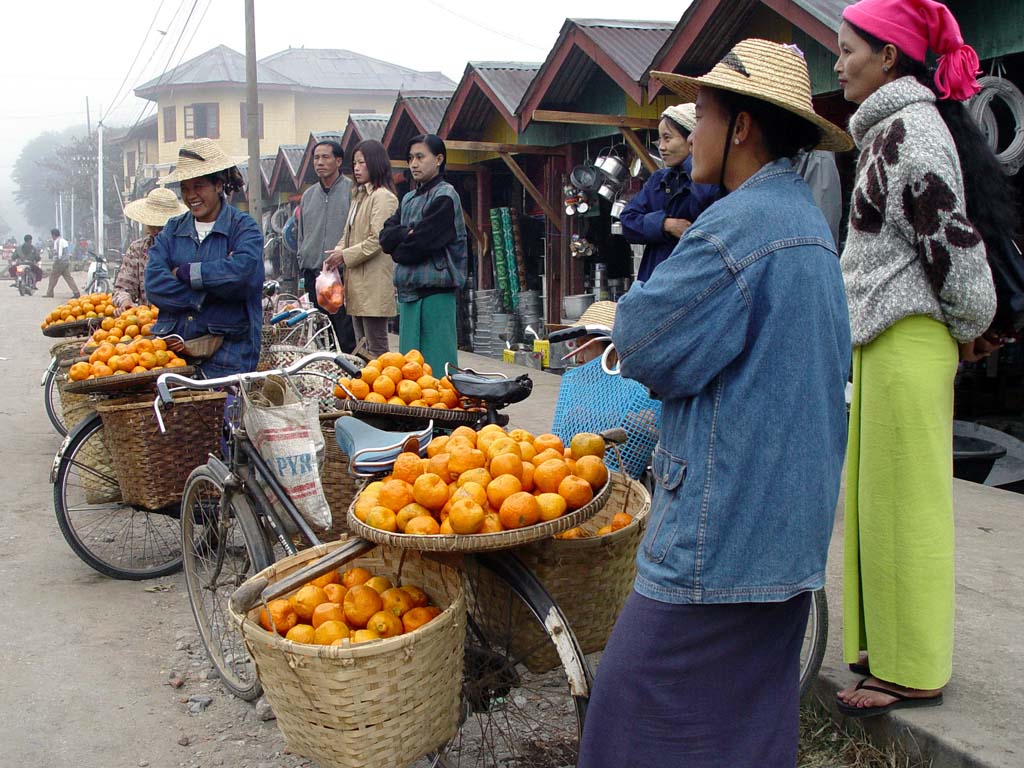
left=663, top=218, right=692, bottom=239
left=113, top=299, right=134, bottom=317
left=959, top=336, right=1002, bottom=362
left=164, top=337, right=186, bottom=354
left=323, top=248, right=345, bottom=271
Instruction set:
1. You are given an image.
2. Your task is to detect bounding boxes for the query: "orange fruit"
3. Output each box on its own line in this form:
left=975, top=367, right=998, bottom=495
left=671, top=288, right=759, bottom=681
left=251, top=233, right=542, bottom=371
left=259, top=598, right=299, bottom=635
left=611, top=512, right=633, bottom=531
left=452, top=481, right=488, bottom=509
left=555, top=527, right=589, bottom=540
left=508, top=428, right=534, bottom=443
left=360, top=365, right=380, bottom=386
left=378, top=479, right=415, bottom=512
left=393, top=452, right=425, bottom=485
left=68, top=362, right=91, bottom=381
left=401, top=585, right=429, bottom=608
left=486, top=437, right=522, bottom=461
left=558, top=475, right=594, bottom=510
left=518, top=442, right=537, bottom=463
left=570, top=432, right=606, bottom=459
left=448, top=444, right=486, bottom=476
left=401, top=360, right=423, bottom=381
left=343, top=585, right=384, bottom=628
left=381, top=365, right=404, bottom=384
left=420, top=388, right=441, bottom=406
left=439, top=517, right=454, bottom=534
left=397, top=502, right=433, bottom=531
left=309, top=569, right=341, bottom=589
left=499, top=492, right=541, bottom=529
left=341, top=566, right=373, bottom=589
left=531, top=448, right=564, bottom=467
left=367, top=610, right=404, bottom=638
left=404, top=349, right=425, bottom=365
left=386, top=396, right=405, bottom=406
left=536, top=493, right=568, bottom=522
left=402, top=606, right=441, bottom=633
left=152, top=338, right=168, bottom=352
left=92, top=329, right=109, bottom=343
left=372, top=374, right=396, bottom=398
left=596, top=524, right=615, bottom=536
left=324, top=583, right=348, bottom=604
left=439, top=375, right=454, bottom=390
left=489, top=452, right=523, bottom=480
left=426, top=436, right=450, bottom=458
left=314, top=620, right=350, bottom=645
left=381, top=587, right=416, bottom=617
left=345, top=378, right=369, bottom=400
left=457, top=467, right=492, bottom=488
left=285, top=624, right=316, bottom=644
left=432, top=403, right=449, bottom=410
left=425, top=453, right=451, bottom=482
left=412, top=473, right=449, bottom=511
left=416, top=374, right=438, bottom=389
left=364, top=575, right=393, bottom=593
left=351, top=628, right=381, bottom=644
left=92, top=343, right=114, bottom=363
left=486, top=475, right=522, bottom=510
left=479, top=513, right=504, bottom=533
left=353, top=493, right=380, bottom=522
left=397, top=379, right=422, bottom=403
left=101, top=316, right=115, bottom=331
left=449, top=499, right=485, bottom=534
left=534, top=434, right=565, bottom=454
left=131, top=365, right=147, bottom=374
left=534, top=459, right=571, bottom=494
left=290, top=584, right=329, bottom=621
left=450, top=426, right=477, bottom=446
left=91, top=362, right=114, bottom=378
left=521, top=462, right=535, bottom=492
left=378, top=351, right=406, bottom=370
left=365, top=392, right=387, bottom=404
left=575, top=455, right=609, bottom=490
left=311, top=602, right=346, bottom=628
left=405, top=515, right=441, bottom=535
left=366, top=506, right=398, bottom=532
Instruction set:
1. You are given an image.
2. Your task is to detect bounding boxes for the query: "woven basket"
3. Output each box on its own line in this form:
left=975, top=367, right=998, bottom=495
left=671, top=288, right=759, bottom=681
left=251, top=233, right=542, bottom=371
left=318, top=419, right=357, bottom=541
left=230, top=541, right=465, bottom=768
left=50, top=336, right=89, bottom=365
left=73, top=412, right=122, bottom=505
left=471, top=473, right=650, bottom=673
left=56, top=370, right=96, bottom=433
left=267, top=344, right=343, bottom=411
left=94, top=391, right=226, bottom=510
left=257, top=323, right=284, bottom=371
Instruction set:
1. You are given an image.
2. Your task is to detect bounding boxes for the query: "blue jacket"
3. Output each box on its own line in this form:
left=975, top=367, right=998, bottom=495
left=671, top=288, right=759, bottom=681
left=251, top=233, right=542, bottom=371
left=145, top=200, right=265, bottom=377
left=619, top=157, right=720, bottom=282
left=613, top=160, right=851, bottom=604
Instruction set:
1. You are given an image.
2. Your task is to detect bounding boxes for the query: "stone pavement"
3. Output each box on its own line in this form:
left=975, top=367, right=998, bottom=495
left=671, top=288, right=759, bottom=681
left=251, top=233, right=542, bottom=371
left=457, top=347, right=1024, bottom=768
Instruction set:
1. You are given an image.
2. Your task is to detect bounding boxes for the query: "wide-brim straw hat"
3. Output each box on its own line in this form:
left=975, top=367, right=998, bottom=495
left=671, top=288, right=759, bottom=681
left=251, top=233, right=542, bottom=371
left=123, top=187, right=188, bottom=226
left=650, top=39, right=853, bottom=153
left=159, top=138, right=240, bottom=185
left=573, top=300, right=617, bottom=329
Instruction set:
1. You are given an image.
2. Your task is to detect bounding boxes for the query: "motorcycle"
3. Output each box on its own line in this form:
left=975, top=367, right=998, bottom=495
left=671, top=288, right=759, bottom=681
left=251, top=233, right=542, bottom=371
left=14, top=263, right=38, bottom=295
left=85, top=251, right=112, bottom=294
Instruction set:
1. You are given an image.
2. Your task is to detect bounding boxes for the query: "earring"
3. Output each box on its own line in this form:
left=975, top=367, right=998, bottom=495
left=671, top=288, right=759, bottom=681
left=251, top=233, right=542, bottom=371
left=883, top=65, right=890, bottom=72
left=734, top=138, right=740, bottom=145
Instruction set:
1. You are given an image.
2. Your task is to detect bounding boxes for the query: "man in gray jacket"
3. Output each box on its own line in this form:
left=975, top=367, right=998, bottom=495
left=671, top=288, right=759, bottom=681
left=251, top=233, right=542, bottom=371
left=297, top=139, right=355, bottom=352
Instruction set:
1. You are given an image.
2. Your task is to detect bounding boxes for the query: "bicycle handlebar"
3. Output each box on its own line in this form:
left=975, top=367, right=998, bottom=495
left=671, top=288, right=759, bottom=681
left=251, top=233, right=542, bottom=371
left=269, top=307, right=302, bottom=325
left=285, top=308, right=316, bottom=327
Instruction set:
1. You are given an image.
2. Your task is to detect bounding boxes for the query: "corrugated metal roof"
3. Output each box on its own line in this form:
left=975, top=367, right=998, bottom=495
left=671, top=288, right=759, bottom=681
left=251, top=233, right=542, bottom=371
left=280, top=145, right=306, bottom=177
left=792, top=0, right=851, bottom=32
left=260, top=48, right=455, bottom=93
left=572, top=19, right=676, bottom=82
left=259, top=155, right=277, bottom=186
left=473, top=62, right=542, bottom=115
left=349, top=114, right=389, bottom=141
left=402, top=94, right=453, bottom=134
left=135, top=45, right=295, bottom=97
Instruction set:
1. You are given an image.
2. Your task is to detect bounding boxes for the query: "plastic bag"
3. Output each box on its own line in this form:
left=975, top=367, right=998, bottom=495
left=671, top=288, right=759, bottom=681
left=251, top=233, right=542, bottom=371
left=315, top=265, right=345, bottom=314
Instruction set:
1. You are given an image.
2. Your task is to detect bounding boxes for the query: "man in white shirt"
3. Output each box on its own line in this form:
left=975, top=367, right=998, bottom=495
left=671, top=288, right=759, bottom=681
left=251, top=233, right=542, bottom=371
left=44, top=228, right=80, bottom=298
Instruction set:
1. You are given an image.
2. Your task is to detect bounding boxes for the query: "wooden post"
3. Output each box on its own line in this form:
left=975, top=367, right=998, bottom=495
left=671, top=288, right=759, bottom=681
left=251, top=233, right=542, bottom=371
left=476, top=166, right=492, bottom=290
left=498, top=152, right=562, bottom=233
left=619, top=127, right=658, bottom=174
left=531, top=109, right=660, bottom=130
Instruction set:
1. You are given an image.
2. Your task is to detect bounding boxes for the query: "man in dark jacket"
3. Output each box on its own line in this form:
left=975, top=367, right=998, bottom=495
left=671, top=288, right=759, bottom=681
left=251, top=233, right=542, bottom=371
left=9, top=235, right=43, bottom=282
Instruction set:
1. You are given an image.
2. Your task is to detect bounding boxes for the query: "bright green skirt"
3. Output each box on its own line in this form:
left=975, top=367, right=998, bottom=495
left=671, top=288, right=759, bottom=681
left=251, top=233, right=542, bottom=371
left=843, top=315, right=958, bottom=690
left=398, top=291, right=458, bottom=376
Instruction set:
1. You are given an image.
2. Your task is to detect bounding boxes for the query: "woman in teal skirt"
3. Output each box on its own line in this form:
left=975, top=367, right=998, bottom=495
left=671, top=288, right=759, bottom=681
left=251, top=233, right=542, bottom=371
left=380, top=134, right=467, bottom=375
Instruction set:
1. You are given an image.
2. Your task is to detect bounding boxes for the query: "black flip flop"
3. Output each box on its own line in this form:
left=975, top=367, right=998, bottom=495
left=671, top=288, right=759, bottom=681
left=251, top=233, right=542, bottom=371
left=848, top=661, right=871, bottom=676
left=837, top=679, right=943, bottom=718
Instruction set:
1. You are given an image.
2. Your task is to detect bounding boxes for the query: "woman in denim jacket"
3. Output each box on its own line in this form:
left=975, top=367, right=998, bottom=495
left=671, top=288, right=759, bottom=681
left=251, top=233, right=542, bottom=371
left=578, top=40, right=853, bottom=767
left=145, top=138, right=265, bottom=377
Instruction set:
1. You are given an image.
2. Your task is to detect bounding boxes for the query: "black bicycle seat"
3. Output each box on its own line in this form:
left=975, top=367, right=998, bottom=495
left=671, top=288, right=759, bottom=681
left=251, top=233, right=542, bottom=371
left=450, top=372, right=533, bottom=405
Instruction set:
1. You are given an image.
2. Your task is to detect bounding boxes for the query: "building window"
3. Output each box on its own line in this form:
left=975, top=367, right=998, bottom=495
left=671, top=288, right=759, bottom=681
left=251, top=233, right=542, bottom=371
left=163, top=106, right=176, bottom=142
left=126, top=150, right=136, bottom=177
left=184, top=103, right=219, bottom=139
left=239, top=102, right=265, bottom=139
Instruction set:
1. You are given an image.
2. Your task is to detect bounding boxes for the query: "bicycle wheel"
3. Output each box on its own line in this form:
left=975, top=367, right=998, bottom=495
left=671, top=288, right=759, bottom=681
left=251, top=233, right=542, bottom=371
left=93, top=278, right=109, bottom=294
left=799, top=588, right=829, bottom=700
left=180, top=466, right=272, bottom=700
left=53, top=414, right=183, bottom=579
left=43, top=364, right=67, bottom=436
left=421, top=552, right=590, bottom=768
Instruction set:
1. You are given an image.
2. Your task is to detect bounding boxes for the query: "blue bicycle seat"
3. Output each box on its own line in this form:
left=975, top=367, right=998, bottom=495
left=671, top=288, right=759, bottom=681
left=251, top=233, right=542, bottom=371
left=334, top=416, right=433, bottom=475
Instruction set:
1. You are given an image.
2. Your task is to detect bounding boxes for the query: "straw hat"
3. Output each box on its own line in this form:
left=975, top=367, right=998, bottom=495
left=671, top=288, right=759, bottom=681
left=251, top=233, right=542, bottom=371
left=650, top=39, right=853, bottom=153
left=573, top=300, right=617, bottom=329
left=159, top=138, right=240, bottom=185
left=123, top=188, right=188, bottom=227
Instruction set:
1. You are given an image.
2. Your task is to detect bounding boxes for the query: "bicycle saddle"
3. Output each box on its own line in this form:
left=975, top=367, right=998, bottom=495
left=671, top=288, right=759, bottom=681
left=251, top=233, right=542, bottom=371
left=334, top=416, right=432, bottom=474
left=449, top=372, right=533, bottom=405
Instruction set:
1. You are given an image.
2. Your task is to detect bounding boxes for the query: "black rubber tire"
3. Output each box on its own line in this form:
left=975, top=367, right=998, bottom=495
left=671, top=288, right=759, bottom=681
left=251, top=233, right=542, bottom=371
left=800, top=588, right=829, bottom=701
left=43, top=365, right=67, bottom=436
left=53, top=414, right=183, bottom=579
left=180, top=467, right=272, bottom=701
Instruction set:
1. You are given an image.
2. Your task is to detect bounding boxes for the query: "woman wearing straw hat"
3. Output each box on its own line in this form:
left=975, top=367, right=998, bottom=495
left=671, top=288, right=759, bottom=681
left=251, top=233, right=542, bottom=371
left=833, top=0, right=1007, bottom=718
left=578, top=41, right=853, bottom=766
left=619, top=103, right=720, bottom=282
left=115, top=188, right=188, bottom=313
left=145, top=138, right=265, bottom=377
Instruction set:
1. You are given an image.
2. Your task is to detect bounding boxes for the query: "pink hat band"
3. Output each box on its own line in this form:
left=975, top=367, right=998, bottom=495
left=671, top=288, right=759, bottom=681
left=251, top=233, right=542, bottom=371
left=842, top=0, right=981, bottom=101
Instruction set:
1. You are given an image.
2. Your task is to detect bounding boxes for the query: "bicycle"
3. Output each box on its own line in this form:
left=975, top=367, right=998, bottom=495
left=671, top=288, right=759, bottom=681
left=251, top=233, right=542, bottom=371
left=157, top=352, right=603, bottom=764
left=42, top=353, right=69, bottom=435
left=547, top=323, right=829, bottom=701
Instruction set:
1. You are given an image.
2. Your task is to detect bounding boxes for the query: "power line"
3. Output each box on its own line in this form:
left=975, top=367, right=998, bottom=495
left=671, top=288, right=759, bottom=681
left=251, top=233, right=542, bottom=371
left=422, top=0, right=549, bottom=51
left=100, top=0, right=169, bottom=122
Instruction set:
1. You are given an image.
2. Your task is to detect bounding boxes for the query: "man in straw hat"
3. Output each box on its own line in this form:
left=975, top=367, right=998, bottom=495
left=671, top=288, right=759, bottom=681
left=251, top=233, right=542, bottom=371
left=578, top=40, right=853, bottom=767
left=115, top=188, right=188, bottom=312
left=145, top=138, right=264, bottom=377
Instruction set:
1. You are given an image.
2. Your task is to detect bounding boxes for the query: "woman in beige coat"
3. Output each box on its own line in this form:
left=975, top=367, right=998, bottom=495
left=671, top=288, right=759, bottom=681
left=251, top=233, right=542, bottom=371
left=325, top=140, right=399, bottom=358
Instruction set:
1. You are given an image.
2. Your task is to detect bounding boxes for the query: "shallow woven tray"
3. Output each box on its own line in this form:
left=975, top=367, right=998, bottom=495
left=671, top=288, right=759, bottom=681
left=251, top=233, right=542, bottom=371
left=63, top=365, right=197, bottom=395
left=42, top=318, right=97, bottom=338
left=49, top=336, right=89, bottom=362
left=347, top=476, right=612, bottom=552
left=337, top=397, right=483, bottom=426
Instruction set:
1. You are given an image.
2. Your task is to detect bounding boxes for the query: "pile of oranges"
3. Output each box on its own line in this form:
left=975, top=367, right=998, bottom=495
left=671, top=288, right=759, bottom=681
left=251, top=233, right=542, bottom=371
left=86, top=305, right=158, bottom=346
left=258, top=564, right=441, bottom=646
left=67, top=336, right=188, bottom=381
left=41, top=293, right=115, bottom=329
left=354, top=426, right=611, bottom=536
left=334, top=349, right=481, bottom=411
left=555, top=511, right=634, bottom=540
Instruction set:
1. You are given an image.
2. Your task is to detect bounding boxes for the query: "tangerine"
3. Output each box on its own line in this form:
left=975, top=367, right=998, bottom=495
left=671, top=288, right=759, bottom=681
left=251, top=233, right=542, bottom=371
left=611, top=512, right=634, bottom=531
left=314, top=620, right=350, bottom=645
left=498, top=492, right=541, bottom=529
left=365, top=392, right=387, bottom=404
left=381, top=365, right=404, bottom=384
left=575, top=455, right=609, bottom=489
left=259, top=598, right=298, bottom=635
left=392, top=452, right=425, bottom=485
left=405, top=515, right=441, bottom=535
left=448, top=445, right=485, bottom=476
left=285, top=624, right=316, bottom=644
left=486, top=475, right=522, bottom=510
left=290, top=584, right=329, bottom=621
left=311, top=602, right=346, bottom=628
left=479, top=513, right=504, bottom=533
left=324, top=583, right=348, bottom=604
left=309, top=569, right=341, bottom=589
left=397, top=379, right=422, bottom=403
left=378, top=479, right=415, bottom=512
left=534, top=459, right=571, bottom=494
left=404, top=349, right=425, bottom=365
left=343, top=585, right=384, bottom=628
left=401, top=585, right=429, bottom=608
left=448, top=499, right=485, bottom=534
left=378, top=352, right=406, bottom=370
left=533, top=433, right=565, bottom=454
left=531, top=448, right=564, bottom=467
left=426, top=435, right=450, bottom=458
left=402, top=606, right=441, bottom=633
left=536, top=493, right=568, bottom=522
left=381, top=587, right=415, bottom=617
left=68, top=362, right=91, bottom=381
left=451, top=481, right=488, bottom=509
left=489, top=452, right=523, bottom=480
left=400, top=360, right=423, bottom=381
left=341, top=566, right=373, bottom=589
left=372, top=375, right=396, bottom=398
left=397, top=502, right=433, bottom=532
left=366, top=506, right=398, bottom=532
left=364, top=575, right=393, bottom=593
left=521, top=462, right=535, bottom=492
left=457, top=467, right=492, bottom=488
left=360, top=365, right=380, bottom=386
left=367, top=610, right=404, bottom=638
left=450, top=426, right=477, bottom=446
left=412, top=473, right=449, bottom=511
left=351, top=628, right=381, bottom=644
left=558, top=475, right=594, bottom=510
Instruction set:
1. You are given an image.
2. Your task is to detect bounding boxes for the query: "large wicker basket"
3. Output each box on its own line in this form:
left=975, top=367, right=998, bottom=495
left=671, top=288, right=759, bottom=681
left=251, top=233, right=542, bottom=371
left=94, top=392, right=227, bottom=510
left=471, top=472, right=650, bottom=673
left=319, top=418, right=358, bottom=541
left=230, top=541, right=465, bottom=768
left=56, top=367, right=96, bottom=433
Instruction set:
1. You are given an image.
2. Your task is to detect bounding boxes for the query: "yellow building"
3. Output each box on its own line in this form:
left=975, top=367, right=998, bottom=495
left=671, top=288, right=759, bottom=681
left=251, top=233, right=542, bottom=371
left=133, top=45, right=454, bottom=168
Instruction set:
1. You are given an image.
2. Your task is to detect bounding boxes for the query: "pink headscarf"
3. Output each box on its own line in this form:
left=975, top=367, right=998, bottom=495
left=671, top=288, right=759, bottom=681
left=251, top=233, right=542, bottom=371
left=842, top=0, right=981, bottom=101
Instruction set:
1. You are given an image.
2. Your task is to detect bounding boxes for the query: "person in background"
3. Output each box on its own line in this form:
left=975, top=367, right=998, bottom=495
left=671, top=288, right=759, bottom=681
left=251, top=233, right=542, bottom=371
left=44, top=228, right=80, bottom=298
left=145, top=138, right=264, bottom=377
left=580, top=40, right=852, bottom=767
left=619, top=103, right=721, bottom=281
left=324, top=139, right=399, bottom=359
left=380, top=134, right=467, bottom=374
left=794, top=149, right=844, bottom=247
left=834, top=0, right=1004, bottom=718
left=114, top=188, right=188, bottom=313
left=297, top=140, right=356, bottom=353
left=9, top=234, right=42, bottom=283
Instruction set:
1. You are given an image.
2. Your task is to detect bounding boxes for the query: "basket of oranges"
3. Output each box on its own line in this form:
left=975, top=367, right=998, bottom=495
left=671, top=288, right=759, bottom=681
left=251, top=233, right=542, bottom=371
left=64, top=336, right=193, bottom=395
left=346, top=425, right=613, bottom=553
left=41, top=293, right=114, bottom=337
left=230, top=541, right=465, bottom=768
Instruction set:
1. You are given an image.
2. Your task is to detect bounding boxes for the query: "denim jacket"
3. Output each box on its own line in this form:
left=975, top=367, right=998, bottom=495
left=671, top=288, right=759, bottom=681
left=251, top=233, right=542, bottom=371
left=613, top=159, right=851, bottom=604
left=145, top=200, right=264, bottom=377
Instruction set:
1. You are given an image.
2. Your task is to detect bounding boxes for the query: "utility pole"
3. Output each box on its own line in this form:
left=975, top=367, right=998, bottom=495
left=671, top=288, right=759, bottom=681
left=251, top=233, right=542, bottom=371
left=98, top=121, right=104, bottom=257
left=244, top=0, right=262, bottom=228
left=70, top=193, right=75, bottom=243
left=58, top=192, right=64, bottom=234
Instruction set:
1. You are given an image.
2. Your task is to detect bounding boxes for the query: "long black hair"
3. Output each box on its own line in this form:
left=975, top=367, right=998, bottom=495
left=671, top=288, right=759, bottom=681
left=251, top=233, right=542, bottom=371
left=203, top=166, right=245, bottom=196
left=354, top=139, right=396, bottom=194
left=407, top=133, right=446, bottom=174
left=846, top=21, right=1018, bottom=249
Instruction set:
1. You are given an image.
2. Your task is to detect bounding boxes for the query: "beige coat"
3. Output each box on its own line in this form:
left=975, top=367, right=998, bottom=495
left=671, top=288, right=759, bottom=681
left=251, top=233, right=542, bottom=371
left=338, top=184, right=399, bottom=317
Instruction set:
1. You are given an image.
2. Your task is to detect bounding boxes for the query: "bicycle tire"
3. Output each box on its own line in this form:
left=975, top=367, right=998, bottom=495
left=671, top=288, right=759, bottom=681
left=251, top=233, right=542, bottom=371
left=420, top=551, right=591, bottom=768
left=92, top=278, right=109, bottom=294
left=180, top=466, right=272, bottom=700
left=43, top=364, right=67, bottom=436
left=53, top=414, right=183, bottom=579
left=799, top=588, right=829, bottom=700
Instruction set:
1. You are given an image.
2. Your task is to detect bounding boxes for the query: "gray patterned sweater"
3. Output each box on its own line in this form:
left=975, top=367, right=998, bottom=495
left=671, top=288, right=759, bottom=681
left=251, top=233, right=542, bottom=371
left=841, top=77, right=995, bottom=345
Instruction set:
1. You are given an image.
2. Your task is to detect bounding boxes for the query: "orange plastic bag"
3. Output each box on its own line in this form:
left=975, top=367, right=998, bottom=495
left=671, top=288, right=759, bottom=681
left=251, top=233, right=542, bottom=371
left=315, top=265, right=345, bottom=313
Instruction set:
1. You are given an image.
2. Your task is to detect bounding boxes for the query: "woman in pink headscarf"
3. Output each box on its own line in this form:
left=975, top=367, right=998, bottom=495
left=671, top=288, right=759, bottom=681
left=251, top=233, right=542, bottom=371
left=835, top=0, right=1015, bottom=717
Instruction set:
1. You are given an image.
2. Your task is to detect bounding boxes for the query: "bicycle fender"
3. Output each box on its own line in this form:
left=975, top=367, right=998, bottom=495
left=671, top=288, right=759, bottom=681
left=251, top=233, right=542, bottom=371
left=51, top=413, right=103, bottom=484
left=41, top=357, right=57, bottom=386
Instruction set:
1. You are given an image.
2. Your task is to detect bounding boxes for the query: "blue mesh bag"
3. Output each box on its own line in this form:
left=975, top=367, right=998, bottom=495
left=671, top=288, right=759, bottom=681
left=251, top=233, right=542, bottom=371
left=551, top=359, right=661, bottom=479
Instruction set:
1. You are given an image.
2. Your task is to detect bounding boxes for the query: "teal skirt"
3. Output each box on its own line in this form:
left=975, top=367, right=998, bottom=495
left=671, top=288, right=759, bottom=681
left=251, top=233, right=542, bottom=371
left=398, top=291, right=458, bottom=376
